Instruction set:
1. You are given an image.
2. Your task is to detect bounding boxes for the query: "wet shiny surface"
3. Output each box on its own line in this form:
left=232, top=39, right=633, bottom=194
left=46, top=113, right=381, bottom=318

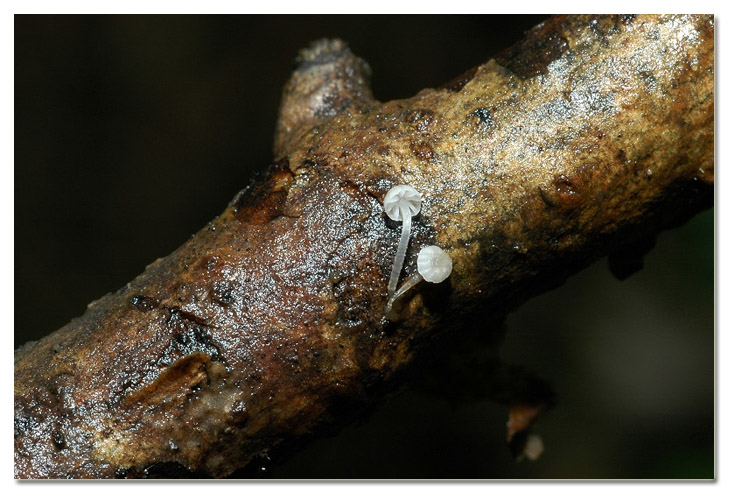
left=14, top=15, right=713, bottom=478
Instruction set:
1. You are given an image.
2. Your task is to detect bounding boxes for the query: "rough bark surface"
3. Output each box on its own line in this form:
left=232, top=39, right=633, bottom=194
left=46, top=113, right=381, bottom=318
left=14, top=14, right=714, bottom=478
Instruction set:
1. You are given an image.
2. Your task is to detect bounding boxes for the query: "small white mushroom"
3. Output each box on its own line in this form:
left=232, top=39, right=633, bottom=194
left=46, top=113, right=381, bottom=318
left=416, top=245, right=453, bottom=283
left=383, top=185, right=422, bottom=298
left=522, top=433, right=544, bottom=462
left=385, top=245, right=452, bottom=319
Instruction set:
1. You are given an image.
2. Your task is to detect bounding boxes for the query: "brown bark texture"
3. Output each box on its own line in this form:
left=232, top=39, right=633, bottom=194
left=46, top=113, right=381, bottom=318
left=14, top=14, right=714, bottom=478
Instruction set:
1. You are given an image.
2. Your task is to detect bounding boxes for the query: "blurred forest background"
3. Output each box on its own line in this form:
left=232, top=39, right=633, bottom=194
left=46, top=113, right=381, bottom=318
left=14, top=15, right=714, bottom=479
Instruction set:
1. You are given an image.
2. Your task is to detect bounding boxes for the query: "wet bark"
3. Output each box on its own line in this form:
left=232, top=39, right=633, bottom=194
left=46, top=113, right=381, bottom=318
left=14, top=14, right=714, bottom=478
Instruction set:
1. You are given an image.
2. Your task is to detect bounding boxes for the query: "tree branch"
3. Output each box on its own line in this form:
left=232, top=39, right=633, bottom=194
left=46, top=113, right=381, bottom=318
left=14, top=14, right=714, bottom=478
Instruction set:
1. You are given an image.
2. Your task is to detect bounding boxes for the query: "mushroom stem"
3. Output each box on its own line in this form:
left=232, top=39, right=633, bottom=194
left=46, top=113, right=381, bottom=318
left=385, top=271, right=423, bottom=319
left=388, top=213, right=412, bottom=297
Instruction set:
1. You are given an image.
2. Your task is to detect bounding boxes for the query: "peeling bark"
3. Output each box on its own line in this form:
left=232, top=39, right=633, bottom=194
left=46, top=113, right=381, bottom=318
left=14, top=14, right=714, bottom=478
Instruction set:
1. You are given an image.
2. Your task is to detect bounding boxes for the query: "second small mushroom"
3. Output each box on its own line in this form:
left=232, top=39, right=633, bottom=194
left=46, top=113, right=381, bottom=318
left=385, top=245, right=452, bottom=319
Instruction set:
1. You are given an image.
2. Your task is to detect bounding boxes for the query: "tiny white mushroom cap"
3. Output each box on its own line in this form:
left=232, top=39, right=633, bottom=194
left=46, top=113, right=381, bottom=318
left=523, top=434, right=544, bottom=461
left=417, top=245, right=453, bottom=283
left=383, top=185, right=421, bottom=222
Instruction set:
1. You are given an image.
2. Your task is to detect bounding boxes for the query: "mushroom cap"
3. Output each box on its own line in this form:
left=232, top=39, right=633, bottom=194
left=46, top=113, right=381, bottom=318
left=383, top=185, right=422, bottom=222
left=417, top=245, right=453, bottom=283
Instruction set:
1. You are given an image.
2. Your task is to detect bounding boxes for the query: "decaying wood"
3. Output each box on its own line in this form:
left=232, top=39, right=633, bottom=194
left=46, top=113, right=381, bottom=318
left=14, top=14, right=714, bottom=478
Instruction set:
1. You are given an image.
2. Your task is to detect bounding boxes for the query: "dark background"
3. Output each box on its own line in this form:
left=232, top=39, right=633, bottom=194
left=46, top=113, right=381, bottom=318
left=15, top=15, right=714, bottom=479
